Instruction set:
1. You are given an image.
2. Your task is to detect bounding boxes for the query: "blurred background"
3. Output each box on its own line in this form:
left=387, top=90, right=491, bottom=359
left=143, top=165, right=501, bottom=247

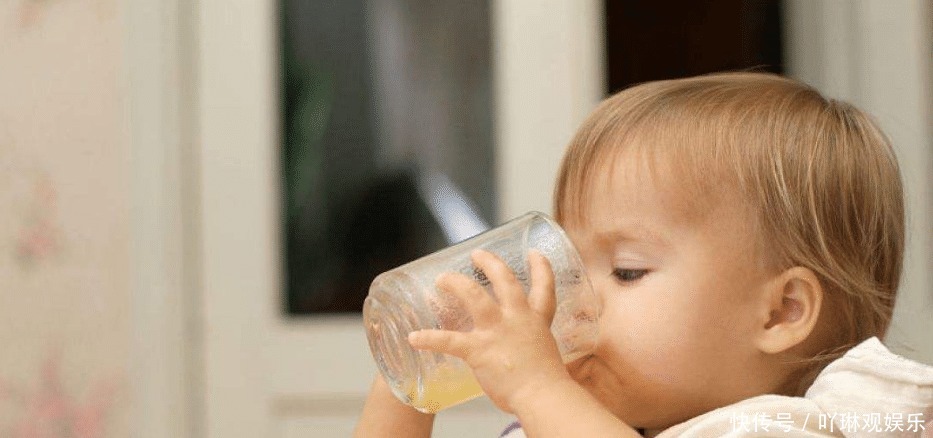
left=0, top=0, right=929, bottom=436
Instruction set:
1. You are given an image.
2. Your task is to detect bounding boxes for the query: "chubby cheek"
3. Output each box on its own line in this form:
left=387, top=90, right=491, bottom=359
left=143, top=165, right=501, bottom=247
left=594, top=287, right=736, bottom=388
left=595, top=299, right=690, bottom=383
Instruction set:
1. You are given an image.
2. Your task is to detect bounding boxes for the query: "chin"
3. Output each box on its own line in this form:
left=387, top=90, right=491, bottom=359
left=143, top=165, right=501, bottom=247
left=566, top=356, right=640, bottom=425
left=565, top=357, right=683, bottom=431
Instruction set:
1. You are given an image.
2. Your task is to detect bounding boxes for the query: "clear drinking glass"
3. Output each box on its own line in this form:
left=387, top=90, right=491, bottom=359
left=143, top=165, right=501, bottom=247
left=363, top=211, right=599, bottom=413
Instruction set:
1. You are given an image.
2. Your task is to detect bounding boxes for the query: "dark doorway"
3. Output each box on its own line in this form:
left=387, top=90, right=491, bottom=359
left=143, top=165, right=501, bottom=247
left=604, top=0, right=784, bottom=93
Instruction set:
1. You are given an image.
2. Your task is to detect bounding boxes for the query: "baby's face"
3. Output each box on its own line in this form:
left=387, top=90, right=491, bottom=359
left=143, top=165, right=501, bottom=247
left=562, top=152, right=779, bottom=429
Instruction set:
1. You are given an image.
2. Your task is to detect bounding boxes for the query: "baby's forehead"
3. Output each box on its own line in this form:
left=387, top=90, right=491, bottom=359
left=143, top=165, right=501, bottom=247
left=563, top=159, right=768, bottom=266
left=592, top=147, right=727, bottom=216
left=554, top=106, right=764, bottom=229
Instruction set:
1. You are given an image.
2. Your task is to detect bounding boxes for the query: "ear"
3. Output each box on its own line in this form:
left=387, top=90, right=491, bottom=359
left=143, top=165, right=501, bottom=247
left=755, top=267, right=824, bottom=355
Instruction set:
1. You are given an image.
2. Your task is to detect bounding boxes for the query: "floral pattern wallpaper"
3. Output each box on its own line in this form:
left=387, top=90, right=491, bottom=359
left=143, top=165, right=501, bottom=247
left=0, top=0, right=129, bottom=436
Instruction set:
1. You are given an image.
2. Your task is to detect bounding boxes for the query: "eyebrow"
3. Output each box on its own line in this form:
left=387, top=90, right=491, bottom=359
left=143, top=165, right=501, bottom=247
left=594, top=224, right=672, bottom=248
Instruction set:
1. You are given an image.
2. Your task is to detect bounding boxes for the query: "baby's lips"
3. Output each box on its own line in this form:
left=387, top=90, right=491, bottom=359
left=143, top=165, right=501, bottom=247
left=565, top=354, right=593, bottom=379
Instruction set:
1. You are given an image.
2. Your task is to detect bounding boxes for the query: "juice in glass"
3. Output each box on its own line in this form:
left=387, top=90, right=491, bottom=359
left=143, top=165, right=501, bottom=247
left=405, top=365, right=484, bottom=413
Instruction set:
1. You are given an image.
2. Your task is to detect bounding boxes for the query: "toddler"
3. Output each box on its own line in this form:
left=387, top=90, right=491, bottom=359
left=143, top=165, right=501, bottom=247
left=355, top=72, right=933, bottom=437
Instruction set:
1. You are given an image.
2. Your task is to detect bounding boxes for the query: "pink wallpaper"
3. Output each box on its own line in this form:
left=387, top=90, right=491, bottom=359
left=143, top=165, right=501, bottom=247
left=0, top=0, right=129, bottom=436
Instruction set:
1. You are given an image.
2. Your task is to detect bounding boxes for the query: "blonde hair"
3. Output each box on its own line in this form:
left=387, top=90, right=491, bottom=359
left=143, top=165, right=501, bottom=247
left=554, top=72, right=905, bottom=393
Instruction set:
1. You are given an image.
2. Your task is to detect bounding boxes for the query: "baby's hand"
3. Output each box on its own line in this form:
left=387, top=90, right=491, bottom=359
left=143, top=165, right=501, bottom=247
left=408, top=249, right=574, bottom=413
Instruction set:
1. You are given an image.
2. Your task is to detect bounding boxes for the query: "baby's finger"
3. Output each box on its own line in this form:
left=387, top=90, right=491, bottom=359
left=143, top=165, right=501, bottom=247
left=408, top=329, right=471, bottom=359
left=436, top=272, right=500, bottom=327
left=527, top=250, right=557, bottom=324
left=471, top=249, right=527, bottom=310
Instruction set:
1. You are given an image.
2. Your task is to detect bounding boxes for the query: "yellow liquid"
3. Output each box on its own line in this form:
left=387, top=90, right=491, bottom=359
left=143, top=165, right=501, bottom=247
left=405, top=366, right=484, bottom=413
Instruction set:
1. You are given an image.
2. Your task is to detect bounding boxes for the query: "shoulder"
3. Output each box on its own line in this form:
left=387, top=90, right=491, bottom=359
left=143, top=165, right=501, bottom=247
left=805, top=336, right=933, bottom=436
left=806, top=337, right=933, bottom=414
left=659, top=337, right=933, bottom=437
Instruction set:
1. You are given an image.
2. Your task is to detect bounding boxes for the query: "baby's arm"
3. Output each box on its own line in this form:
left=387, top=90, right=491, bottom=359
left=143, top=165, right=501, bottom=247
left=408, top=250, right=642, bottom=437
left=353, top=374, right=434, bottom=437
left=508, top=378, right=642, bottom=437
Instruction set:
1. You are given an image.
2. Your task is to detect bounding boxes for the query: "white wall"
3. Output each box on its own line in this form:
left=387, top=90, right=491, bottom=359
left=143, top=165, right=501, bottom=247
left=0, top=1, right=132, bottom=436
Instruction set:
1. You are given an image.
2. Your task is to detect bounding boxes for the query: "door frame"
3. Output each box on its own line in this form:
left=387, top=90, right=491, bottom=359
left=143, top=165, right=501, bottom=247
left=126, top=0, right=199, bottom=437
left=191, top=1, right=605, bottom=436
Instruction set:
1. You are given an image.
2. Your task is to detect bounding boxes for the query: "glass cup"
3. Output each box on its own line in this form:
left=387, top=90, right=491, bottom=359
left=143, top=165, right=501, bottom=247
left=363, top=211, right=599, bottom=413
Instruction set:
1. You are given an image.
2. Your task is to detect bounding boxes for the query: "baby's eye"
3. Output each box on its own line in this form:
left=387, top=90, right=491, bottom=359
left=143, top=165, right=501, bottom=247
left=612, top=268, right=648, bottom=283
